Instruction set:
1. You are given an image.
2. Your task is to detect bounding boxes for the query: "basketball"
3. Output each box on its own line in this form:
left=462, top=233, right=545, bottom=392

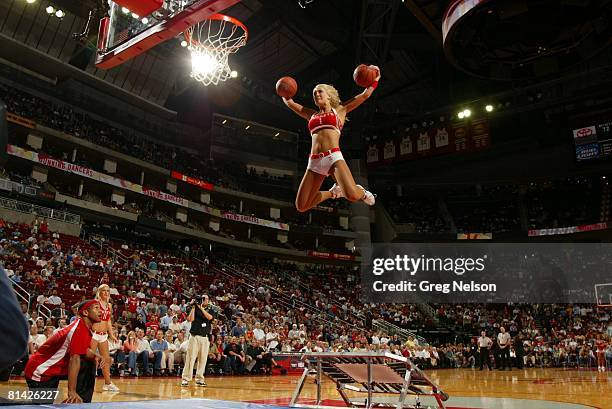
left=353, top=64, right=377, bottom=88
left=275, top=76, right=298, bottom=99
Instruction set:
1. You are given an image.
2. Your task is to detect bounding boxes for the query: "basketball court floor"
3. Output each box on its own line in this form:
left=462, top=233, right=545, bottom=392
left=2, top=368, right=610, bottom=409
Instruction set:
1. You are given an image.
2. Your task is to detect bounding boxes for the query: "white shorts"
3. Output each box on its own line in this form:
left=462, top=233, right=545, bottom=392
left=307, top=149, right=344, bottom=176
left=93, top=332, right=108, bottom=343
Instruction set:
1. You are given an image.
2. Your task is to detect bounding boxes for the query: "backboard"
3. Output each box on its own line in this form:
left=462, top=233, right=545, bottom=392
left=595, top=283, right=612, bottom=308
left=96, top=0, right=240, bottom=69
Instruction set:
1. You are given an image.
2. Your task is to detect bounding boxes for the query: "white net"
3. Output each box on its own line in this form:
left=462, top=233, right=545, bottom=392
left=185, top=15, right=247, bottom=86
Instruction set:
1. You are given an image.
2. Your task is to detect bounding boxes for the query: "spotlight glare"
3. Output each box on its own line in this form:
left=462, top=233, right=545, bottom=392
left=485, top=104, right=493, bottom=112
left=45, top=5, right=54, bottom=14
left=180, top=40, right=188, bottom=47
left=230, top=70, right=238, bottom=78
left=463, top=109, right=471, bottom=118
left=458, top=112, right=465, bottom=119
left=191, top=51, right=220, bottom=77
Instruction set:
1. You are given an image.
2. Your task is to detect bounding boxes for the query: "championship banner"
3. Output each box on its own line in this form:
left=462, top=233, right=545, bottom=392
left=528, top=222, right=608, bottom=237
left=470, top=118, right=489, bottom=150
left=451, top=122, right=469, bottom=153
left=170, top=170, right=214, bottom=191
left=8, top=145, right=289, bottom=231
left=457, top=233, right=492, bottom=240
left=366, top=120, right=490, bottom=166
left=308, top=250, right=355, bottom=261
left=6, top=112, right=36, bottom=129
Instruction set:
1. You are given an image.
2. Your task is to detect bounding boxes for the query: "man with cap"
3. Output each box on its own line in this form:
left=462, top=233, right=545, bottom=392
left=25, top=300, right=108, bottom=404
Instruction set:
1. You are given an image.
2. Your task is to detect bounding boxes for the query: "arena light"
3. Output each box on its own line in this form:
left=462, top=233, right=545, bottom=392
left=26, top=0, right=37, bottom=4
left=45, top=5, right=54, bottom=14
left=191, top=51, right=221, bottom=77
left=121, top=7, right=130, bottom=14
left=55, top=9, right=64, bottom=18
left=222, top=119, right=227, bottom=124
left=274, top=132, right=280, bottom=137
left=141, top=17, right=149, bottom=24
left=180, top=40, right=188, bottom=48
left=131, top=13, right=139, bottom=19
left=230, top=70, right=238, bottom=78
left=485, top=104, right=494, bottom=112
left=457, top=111, right=465, bottom=119
left=463, top=109, right=471, bottom=118
left=245, top=125, right=251, bottom=130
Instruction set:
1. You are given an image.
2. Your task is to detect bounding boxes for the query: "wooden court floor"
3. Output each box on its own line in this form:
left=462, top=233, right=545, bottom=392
left=3, top=368, right=611, bottom=408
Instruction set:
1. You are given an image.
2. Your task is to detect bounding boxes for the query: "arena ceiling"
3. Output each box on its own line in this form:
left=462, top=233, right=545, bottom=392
left=0, top=0, right=609, bottom=121
left=0, top=0, right=473, bottom=113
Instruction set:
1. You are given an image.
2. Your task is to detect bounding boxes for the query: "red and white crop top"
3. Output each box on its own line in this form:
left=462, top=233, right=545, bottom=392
left=308, top=108, right=343, bottom=135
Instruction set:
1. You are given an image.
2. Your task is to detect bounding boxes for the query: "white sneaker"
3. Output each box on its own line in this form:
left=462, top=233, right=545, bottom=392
left=102, top=383, right=120, bottom=392
left=356, top=184, right=376, bottom=206
left=181, top=380, right=189, bottom=386
left=329, top=183, right=344, bottom=199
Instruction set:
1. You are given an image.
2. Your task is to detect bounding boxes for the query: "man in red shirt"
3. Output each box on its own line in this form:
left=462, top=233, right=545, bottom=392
left=146, top=315, right=160, bottom=333
left=25, top=300, right=104, bottom=404
left=126, top=292, right=139, bottom=317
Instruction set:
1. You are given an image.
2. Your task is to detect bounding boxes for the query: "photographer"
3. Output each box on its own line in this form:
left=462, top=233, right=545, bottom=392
left=181, top=295, right=216, bottom=387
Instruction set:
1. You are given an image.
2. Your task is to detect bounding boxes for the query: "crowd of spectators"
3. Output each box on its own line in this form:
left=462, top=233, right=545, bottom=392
left=382, top=176, right=606, bottom=234
left=3, top=218, right=611, bottom=380
left=525, top=177, right=603, bottom=229
left=385, top=196, right=448, bottom=233
left=1, top=166, right=350, bottom=254
left=0, top=84, right=301, bottom=200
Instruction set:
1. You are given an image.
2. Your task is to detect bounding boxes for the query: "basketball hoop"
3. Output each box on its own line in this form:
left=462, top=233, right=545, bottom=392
left=184, top=14, right=247, bottom=86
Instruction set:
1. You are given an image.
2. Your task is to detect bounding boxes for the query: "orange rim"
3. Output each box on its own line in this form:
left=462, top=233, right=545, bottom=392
left=184, top=13, right=248, bottom=47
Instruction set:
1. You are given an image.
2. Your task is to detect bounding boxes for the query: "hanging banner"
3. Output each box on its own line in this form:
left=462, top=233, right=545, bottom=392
left=7, top=145, right=289, bottom=231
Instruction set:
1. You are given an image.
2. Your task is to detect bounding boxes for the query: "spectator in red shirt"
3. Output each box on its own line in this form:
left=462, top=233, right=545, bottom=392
left=146, top=315, right=160, bottom=333
left=39, top=218, right=49, bottom=235
left=25, top=300, right=106, bottom=404
left=126, top=292, right=139, bottom=316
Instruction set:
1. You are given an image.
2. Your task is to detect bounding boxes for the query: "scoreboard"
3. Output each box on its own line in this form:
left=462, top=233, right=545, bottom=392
left=573, top=119, right=612, bottom=161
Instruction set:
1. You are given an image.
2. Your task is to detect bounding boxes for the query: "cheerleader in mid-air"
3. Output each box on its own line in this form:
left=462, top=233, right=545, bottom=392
left=277, top=65, right=380, bottom=212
